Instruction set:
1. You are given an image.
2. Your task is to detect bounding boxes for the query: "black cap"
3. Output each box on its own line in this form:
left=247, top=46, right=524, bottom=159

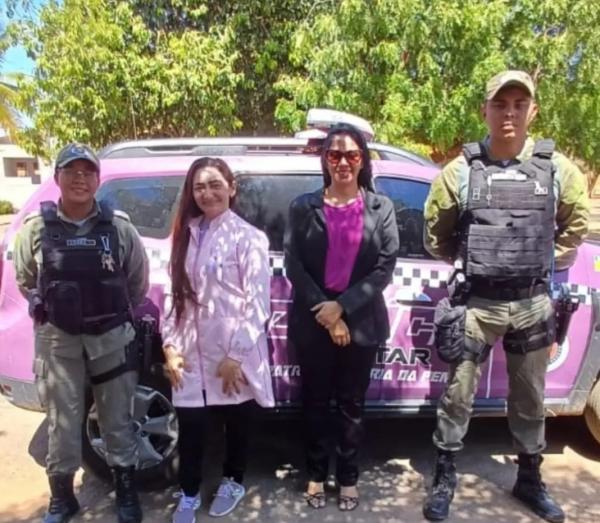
left=55, top=143, right=100, bottom=171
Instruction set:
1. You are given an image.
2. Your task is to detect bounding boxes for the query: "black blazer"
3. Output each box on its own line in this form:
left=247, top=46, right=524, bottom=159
left=284, top=189, right=399, bottom=347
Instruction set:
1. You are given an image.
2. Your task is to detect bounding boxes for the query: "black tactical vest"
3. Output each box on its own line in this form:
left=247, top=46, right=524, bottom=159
left=458, top=140, right=556, bottom=281
left=40, top=200, right=131, bottom=335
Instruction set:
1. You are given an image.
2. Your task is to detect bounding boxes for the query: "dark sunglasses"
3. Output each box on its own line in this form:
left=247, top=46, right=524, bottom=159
left=325, top=149, right=362, bottom=166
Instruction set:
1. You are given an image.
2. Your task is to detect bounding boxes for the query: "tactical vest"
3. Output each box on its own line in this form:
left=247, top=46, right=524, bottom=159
left=40, top=200, right=131, bottom=335
left=457, top=140, right=556, bottom=281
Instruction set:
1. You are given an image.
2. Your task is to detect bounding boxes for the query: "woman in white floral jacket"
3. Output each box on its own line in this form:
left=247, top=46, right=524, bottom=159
left=162, top=157, right=273, bottom=523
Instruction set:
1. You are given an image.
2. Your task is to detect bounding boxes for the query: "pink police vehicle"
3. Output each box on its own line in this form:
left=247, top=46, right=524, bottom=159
left=1, top=111, right=599, bottom=482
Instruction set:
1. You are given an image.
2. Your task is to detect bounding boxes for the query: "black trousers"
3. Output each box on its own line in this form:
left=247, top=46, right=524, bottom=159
left=176, top=401, right=254, bottom=497
left=296, top=328, right=377, bottom=487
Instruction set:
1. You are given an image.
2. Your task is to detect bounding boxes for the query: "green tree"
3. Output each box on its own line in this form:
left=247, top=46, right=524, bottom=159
left=0, top=26, right=20, bottom=138
left=275, top=0, right=600, bottom=169
left=12, top=0, right=244, bottom=157
left=9, top=0, right=320, bottom=156
left=11, top=0, right=600, bottom=169
left=0, top=73, right=19, bottom=140
left=114, top=0, right=319, bottom=133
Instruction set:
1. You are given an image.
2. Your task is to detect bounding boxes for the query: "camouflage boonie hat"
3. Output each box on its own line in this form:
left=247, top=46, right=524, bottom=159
left=485, top=70, right=535, bottom=100
left=55, top=143, right=100, bottom=171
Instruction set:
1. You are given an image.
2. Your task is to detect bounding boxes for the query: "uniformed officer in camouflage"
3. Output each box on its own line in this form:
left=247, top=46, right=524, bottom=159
left=14, top=143, right=149, bottom=523
left=422, top=71, right=589, bottom=522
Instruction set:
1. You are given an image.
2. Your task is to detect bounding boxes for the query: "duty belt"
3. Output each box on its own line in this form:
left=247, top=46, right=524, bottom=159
left=470, top=280, right=548, bottom=301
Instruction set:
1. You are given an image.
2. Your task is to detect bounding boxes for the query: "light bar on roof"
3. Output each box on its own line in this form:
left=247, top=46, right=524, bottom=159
left=306, top=108, right=375, bottom=142
left=294, top=129, right=327, bottom=139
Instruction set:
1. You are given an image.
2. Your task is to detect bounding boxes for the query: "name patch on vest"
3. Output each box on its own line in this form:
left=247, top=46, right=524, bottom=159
left=490, top=171, right=527, bottom=181
left=66, top=238, right=97, bottom=247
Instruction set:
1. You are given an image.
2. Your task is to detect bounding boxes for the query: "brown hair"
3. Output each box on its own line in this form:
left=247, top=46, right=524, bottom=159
left=168, top=157, right=236, bottom=324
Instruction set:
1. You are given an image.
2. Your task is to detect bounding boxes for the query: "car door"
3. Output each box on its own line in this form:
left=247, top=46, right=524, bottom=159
left=232, top=172, right=323, bottom=405
left=372, top=175, right=490, bottom=411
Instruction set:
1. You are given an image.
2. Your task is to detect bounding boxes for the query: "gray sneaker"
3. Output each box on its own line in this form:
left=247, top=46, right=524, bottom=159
left=208, top=478, right=245, bottom=517
left=172, top=490, right=201, bottom=523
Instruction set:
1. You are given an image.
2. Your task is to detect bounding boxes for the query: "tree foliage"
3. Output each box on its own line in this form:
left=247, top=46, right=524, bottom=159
left=12, top=0, right=245, bottom=157
left=0, top=33, right=20, bottom=137
left=6, top=0, right=600, bottom=171
left=9, top=0, right=318, bottom=157
left=275, top=0, right=600, bottom=168
left=122, top=0, right=318, bottom=133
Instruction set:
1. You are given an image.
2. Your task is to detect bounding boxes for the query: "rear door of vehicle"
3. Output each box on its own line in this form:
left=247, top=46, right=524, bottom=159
left=372, top=175, right=490, bottom=412
left=232, top=172, right=323, bottom=406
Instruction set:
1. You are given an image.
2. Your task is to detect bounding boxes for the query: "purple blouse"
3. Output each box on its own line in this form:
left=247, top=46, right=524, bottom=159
left=324, top=194, right=365, bottom=292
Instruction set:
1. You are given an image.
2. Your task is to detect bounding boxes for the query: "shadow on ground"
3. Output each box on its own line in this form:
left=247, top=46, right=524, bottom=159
left=1, top=415, right=599, bottom=522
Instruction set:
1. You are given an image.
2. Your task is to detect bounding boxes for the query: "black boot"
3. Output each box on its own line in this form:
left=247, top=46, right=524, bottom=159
left=512, top=453, right=565, bottom=523
left=111, top=466, right=143, bottom=523
left=423, top=450, right=457, bottom=521
left=42, top=474, right=80, bottom=523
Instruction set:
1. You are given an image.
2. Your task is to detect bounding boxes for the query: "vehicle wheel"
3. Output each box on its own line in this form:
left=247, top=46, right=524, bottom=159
left=584, top=379, right=600, bottom=446
left=82, top=384, right=179, bottom=488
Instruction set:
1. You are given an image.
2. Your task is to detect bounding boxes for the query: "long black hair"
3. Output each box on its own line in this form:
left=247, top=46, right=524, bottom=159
left=320, top=122, right=374, bottom=191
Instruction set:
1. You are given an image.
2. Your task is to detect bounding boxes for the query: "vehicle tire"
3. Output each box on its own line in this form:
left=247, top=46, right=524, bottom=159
left=81, top=382, right=179, bottom=489
left=584, top=379, right=600, bottom=446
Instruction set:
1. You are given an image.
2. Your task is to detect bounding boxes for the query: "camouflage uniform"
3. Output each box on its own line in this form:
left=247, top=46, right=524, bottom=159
left=425, top=136, right=589, bottom=453
left=14, top=201, right=149, bottom=474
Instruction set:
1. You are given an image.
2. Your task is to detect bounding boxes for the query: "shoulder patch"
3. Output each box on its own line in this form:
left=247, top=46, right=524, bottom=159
left=113, top=209, right=131, bottom=222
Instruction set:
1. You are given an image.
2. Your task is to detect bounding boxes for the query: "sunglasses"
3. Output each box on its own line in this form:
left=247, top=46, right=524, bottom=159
left=325, top=149, right=362, bottom=166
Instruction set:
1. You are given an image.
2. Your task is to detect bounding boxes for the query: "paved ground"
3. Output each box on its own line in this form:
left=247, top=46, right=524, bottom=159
left=0, top=393, right=599, bottom=523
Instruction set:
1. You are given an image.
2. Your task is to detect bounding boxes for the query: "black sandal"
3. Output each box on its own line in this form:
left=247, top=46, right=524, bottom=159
left=338, top=494, right=359, bottom=511
left=304, top=491, right=326, bottom=509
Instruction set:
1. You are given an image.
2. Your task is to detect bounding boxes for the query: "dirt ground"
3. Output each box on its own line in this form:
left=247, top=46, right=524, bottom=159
left=1, top=394, right=599, bottom=523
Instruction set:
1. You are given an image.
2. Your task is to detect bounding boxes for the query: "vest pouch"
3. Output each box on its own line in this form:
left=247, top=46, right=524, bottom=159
left=90, top=279, right=129, bottom=318
left=433, top=297, right=466, bottom=363
left=466, top=224, right=551, bottom=278
left=45, top=281, right=83, bottom=335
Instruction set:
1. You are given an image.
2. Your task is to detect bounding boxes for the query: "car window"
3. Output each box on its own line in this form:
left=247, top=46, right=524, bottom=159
left=233, top=174, right=322, bottom=251
left=96, top=176, right=184, bottom=239
left=374, top=176, right=433, bottom=259
left=377, top=150, right=423, bottom=164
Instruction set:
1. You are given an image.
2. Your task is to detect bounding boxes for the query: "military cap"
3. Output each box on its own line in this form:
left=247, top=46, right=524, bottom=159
left=485, top=70, right=535, bottom=100
left=55, top=143, right=100, bottom=171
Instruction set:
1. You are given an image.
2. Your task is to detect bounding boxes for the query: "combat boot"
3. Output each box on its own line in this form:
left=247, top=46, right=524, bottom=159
left=423, top=450, right=457, bottom=521
left=512, top=453, right=565, bottom=523
left=42, top=473, right=80, bottom=523
left=111, top=466, right=143, bottom=523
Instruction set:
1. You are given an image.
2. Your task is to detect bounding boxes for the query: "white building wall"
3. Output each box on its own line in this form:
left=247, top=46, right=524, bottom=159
left=0, top=142, right=52, bottom=210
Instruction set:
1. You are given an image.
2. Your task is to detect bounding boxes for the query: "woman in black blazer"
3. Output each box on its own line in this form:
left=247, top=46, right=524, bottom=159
left=284, top=123, right=399, bottom=511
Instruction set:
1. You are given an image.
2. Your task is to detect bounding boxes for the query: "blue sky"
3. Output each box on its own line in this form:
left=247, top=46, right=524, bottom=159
left=2, top=46, right=34, bottom=76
